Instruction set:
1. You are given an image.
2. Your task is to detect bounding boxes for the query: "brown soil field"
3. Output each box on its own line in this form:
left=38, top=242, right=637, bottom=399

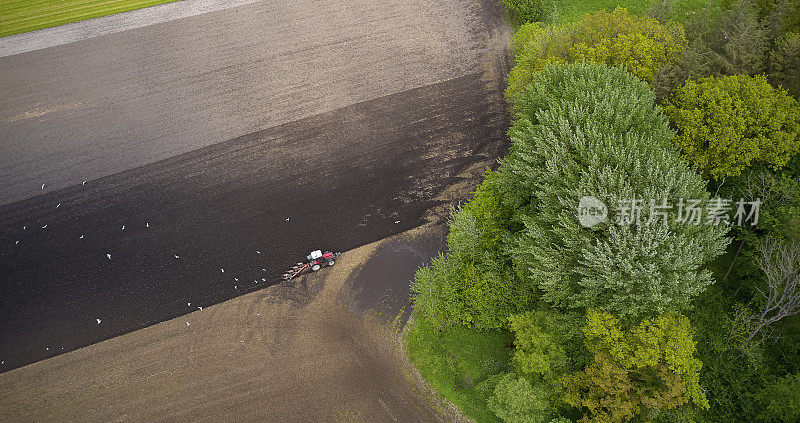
left=0, top=225, right=466, bottom=422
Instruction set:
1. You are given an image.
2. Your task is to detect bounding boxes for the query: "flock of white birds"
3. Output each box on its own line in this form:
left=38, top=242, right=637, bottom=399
left=5, top=180, right=303, bottom=360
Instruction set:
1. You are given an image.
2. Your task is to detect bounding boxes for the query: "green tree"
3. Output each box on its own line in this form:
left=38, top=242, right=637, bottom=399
left=411, top=174, right=537, bottom=329
left=768, top=32, right=800, bottom=98
left=507, top=8, right=687, bottom=102
left=501, top=62, right=728, bottom=321
left=500, top=0, right=556, bottom=25
left=488, top=373, right=556, bottom=423
left=562, top=310, right=708, bottom=423
left=664, top=74, right=800, bottom=179
left=711, top=0, right=769, bottom=76
left=758, top=373, right=800, bottom=421
left=509, top=309, right=588, bottom=379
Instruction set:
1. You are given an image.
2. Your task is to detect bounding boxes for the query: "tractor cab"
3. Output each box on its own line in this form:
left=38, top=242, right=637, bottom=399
left=307, top=250, right=323, bottom=261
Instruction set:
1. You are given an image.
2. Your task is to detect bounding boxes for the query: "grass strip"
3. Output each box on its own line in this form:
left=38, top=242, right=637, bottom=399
left=1, top=0, right=180, bottom=37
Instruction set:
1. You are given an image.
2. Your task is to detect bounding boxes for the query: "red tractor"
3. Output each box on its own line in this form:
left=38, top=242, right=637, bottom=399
left=281, top=250, right=340, bottom=280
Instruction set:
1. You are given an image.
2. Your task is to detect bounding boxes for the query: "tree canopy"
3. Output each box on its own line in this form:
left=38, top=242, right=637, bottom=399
left=664, top=74, right=800, bottom=179
left=502, top=62, right=729, bottom=321
left=562, top=310, right=707, bottom=423
left=507, top=8, right=687, bottom=102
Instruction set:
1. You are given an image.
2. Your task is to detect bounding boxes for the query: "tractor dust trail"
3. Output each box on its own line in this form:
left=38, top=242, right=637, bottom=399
left=0, top=0, right=510, bottom=372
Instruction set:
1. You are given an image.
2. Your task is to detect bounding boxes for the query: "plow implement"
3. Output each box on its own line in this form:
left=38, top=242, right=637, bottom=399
left=281, top=250, right=341, bottom=281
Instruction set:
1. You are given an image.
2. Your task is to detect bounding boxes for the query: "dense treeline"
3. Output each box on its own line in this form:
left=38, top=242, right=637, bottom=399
left=405, top=1, right=800, bottom=422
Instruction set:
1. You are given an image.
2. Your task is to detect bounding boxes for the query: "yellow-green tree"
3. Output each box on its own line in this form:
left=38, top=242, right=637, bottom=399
left=562, top=310, right=707, bottom=423
left=664, top=74, right=800, bottom=179
left=507, top=8, right=686, bottom=102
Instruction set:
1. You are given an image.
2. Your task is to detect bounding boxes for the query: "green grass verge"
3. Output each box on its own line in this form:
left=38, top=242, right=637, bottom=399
left=551, top=0, right=720, bottom=24
left=404, top=311, right=514, bottom=423
left=0, top=0, right=180, bottom=37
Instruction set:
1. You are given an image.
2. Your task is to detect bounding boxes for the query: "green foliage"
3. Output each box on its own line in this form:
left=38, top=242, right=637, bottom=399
left=697, top=350, right=767, bottom=421
left=664, top=74, right=800, bottom=179
left=768, top=32, right=800, bottom=98
left=0, top=0, right=178, bottom=37
left=711, top=0, right=769, bottom=75
left=488, top=310, right=588, bottom=422
left=411, top=252, right=527, bottom=330
left=544, top=0, right=717, bottom=26
left=563, top=310, right=707, bottom=422
left=501, top=62, right=728, bottom=321
left=507, top=8, right=687, bottom=101
left=403, top=311, right=514, bottom=422
left=508, top=309, right=588, bottom=379
left=488, top=373, right=556, bottom=423
left=655, top=0, right=800, bottom=99
left=412, top=172, right=537, bottom=330
left=500, top=0, right=557, bottom=25
left=758, top=372, right=800, bottom=421
left=689, top=225, right=800, bottom=422
left=452, top=170, right=513, bottom=258
left=712, top=162, right=800, bottom=309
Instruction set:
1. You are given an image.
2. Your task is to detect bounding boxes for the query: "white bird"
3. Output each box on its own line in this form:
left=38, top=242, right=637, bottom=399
left=23, top=225, right=26, bottom=230
left=262, top=269, right=266, bottom=272
left=186, top=322, right=190, bottom=326
left=46, top=347, right=49, bottom=351
left=188, top=302, right=191, bottom=306
left=41, top=184, right=45, bottom=190
left=1, top=361, right=4, bottom=364
left=41, top=224, right=47, bottom=229
left=79, top=235, right=84, bottom=239
left=82, top=181, right=86, bottom=186
left=121, top=225, right=125, bottom=230
left=56, top=203, right=61, bottom=208
left=262, top=278, right=266, bottom=282
left=234, top=278, right=239, bottom=282
left=286, top=217, right=290, bottom=221
left=395, top=220, right=400, bottom=224
left=234, top=285, right=238, bottom=289
left=256, top=250, right=261, bottom=254
left=106, top=253, right=112, bottom=260
left=221, top=268, right=225, bottom=273
left=198, top=306, right=202, bottom=310
left=96, top=318, right=101, bottom=324
left=174, top=255, right=180, bottom=259
left=146, top=223, right=149, bottom=228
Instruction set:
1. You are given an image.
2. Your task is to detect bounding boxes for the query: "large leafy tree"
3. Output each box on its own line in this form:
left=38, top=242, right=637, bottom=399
left=664, top=74, right=800, bottom=179
left=507, top=8, right=686, bottom=101
left=501, top=62, right=728, bottom=321
left=562, top=310, right=707, bottom=423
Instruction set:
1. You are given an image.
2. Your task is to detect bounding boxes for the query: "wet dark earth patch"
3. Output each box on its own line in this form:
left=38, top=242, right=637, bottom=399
left=340, top=225, right=447, bottom=323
